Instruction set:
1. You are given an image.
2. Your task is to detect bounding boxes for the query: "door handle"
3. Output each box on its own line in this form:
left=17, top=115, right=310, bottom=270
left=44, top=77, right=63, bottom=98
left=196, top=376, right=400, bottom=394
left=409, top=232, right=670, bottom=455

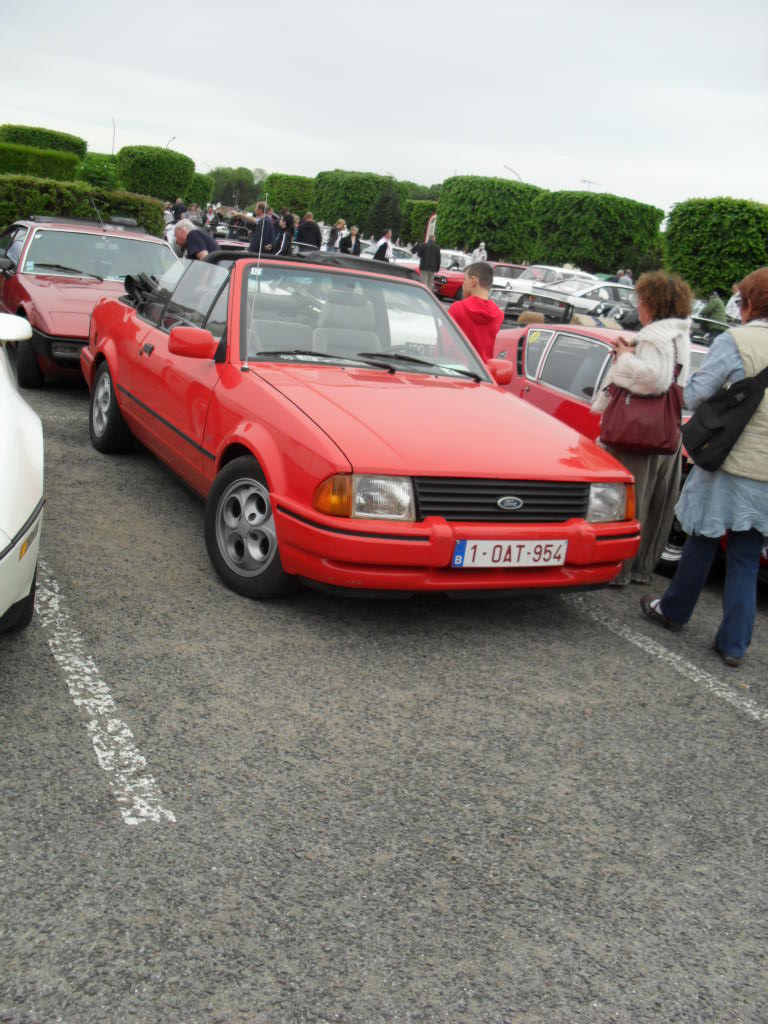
left=141, top=342, right=155, bottom=356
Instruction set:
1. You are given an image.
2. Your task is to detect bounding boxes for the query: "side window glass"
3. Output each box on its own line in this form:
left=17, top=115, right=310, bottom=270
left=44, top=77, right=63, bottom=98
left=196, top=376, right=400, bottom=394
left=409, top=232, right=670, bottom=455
left=538, top=333, right=611, bottom=399
left=524, top=328, right=553, bottom=378
left=162, top=261, right=230, bottom=330
left=0, top=226, right=26, bottom=265
left=204, top=283, right=229, bottom=340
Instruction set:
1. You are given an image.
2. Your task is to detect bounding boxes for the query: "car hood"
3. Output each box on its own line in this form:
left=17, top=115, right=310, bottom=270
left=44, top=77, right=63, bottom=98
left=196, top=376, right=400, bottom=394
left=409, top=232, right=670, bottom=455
left=0, top=350, right=44, bottom=538
left=254, top=364, right=629, bottom=480
left=20, top=275, right=125, bottom=337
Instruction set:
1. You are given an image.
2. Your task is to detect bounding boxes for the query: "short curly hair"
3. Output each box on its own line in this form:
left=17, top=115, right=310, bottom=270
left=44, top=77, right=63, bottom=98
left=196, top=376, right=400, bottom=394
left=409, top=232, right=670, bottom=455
left=635, top=271, right=693, bottom=322
left=738, top=267, right=768, bottom=321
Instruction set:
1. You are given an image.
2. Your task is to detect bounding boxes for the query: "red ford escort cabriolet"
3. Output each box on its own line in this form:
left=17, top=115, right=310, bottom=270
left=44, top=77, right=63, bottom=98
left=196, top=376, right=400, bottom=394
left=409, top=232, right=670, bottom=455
left=81, top=251, right=640, bottom=598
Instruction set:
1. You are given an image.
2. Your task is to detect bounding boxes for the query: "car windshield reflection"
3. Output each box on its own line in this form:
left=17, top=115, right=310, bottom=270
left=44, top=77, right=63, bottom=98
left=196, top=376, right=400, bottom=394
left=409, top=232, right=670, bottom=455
left=241, top=265, right=489, bottom=380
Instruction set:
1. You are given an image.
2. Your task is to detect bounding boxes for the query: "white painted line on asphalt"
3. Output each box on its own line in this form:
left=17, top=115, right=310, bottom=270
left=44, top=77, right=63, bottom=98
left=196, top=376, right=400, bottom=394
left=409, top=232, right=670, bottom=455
left=35, top=560, right=176, bottom=825
left=565, top=594, right=768, bottom=724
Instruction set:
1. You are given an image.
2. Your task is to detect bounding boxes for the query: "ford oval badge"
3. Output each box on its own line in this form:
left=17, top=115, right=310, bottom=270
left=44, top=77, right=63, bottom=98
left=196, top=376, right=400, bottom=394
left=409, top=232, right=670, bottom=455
left=497, top=496, right=524, bottom=510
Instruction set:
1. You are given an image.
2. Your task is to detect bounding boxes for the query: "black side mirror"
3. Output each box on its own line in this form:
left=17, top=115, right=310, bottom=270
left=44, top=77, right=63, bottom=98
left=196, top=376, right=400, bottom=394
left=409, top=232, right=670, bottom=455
left=0, top=256, right=14, bottom=272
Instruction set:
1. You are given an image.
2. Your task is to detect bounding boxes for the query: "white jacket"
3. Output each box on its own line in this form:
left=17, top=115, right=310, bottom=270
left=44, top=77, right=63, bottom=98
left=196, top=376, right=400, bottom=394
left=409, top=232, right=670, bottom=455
left=591, top=317, right=692, bottom=414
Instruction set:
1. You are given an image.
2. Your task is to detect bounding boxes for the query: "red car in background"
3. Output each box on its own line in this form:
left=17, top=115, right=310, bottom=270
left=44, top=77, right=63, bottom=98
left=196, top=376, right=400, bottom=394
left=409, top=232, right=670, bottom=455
left=491, top=322, right=768, bottom=579
left=0, top=216, right=178, bottom=387
left=81, top=251, right=640, bottom=599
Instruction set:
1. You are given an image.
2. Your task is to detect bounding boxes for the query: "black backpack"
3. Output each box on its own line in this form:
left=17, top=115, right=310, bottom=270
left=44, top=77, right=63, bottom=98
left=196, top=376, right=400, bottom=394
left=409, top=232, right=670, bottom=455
left=681, top=365, right=768, bottom=471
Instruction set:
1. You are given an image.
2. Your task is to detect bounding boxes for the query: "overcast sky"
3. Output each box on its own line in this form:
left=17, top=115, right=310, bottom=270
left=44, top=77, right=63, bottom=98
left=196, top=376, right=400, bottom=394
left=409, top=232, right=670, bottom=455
left=5, top=0, right=767, bottom=214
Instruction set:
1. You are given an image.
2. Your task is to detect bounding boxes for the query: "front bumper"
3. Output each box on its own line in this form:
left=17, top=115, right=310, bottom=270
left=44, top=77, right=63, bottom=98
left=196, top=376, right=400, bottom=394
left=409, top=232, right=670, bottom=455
left=30, top=327, right=86, bottom=377
left=0, top=498, right=44, bottom=625
left=274, top=498, right=640, bottom=593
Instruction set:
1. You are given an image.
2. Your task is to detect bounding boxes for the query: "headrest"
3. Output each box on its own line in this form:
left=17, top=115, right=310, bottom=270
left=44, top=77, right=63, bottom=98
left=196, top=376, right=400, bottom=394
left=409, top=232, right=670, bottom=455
left=319, top=292, right=376, bottom=331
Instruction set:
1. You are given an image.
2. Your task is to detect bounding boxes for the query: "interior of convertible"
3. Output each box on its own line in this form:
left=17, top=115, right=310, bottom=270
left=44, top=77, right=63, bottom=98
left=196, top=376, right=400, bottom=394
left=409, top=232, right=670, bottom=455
left=241, top=265, right=481, bottom=376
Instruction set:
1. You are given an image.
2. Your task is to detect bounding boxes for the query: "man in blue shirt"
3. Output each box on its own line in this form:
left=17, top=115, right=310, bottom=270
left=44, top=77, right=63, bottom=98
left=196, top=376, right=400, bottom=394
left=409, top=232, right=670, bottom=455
left=174, top=219, right=220, bottom=260
left=248, top=202, right=275, bottom=254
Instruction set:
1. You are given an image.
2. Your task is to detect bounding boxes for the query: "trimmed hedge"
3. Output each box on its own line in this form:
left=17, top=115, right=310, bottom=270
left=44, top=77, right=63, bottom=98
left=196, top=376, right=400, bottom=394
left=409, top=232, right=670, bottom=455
left=313, top=170, right=398, bottom=235
left=403, top=199, right=438, bottom=244
left=0, top=175, right=165, bottom=237
left=0, top=124, right=87, bottom=159
left=116, top=145, right=195, bottom=201
left=665, top=197, right=768, bottom=296
left=263, top=173, right=314, bottom=215
left=187, top=171, right=214, bottom=207
left=0, top=143, right=78, bottom=182
left=531, top=191, right=664, bottom=275
left=77, top=152, right=119, bottom=189
left=436, top=176, right=544, bottom=260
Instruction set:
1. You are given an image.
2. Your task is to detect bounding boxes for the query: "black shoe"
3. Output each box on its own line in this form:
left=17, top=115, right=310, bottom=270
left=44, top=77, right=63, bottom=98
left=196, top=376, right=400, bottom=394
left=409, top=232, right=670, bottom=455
left=640, top=594, right=683, bottom=632
left=713, top=643, right=742, bottom=668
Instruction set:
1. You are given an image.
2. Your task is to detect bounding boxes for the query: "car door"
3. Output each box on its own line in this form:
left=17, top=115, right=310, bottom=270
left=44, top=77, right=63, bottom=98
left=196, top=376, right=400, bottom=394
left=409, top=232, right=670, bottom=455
left=0, top=225, right=29, bottom=314
left=530, top=331, right=612, bottom=439
left=511, top=326, right=554, bottom=402
left=125, top=260, right=230, bottom=491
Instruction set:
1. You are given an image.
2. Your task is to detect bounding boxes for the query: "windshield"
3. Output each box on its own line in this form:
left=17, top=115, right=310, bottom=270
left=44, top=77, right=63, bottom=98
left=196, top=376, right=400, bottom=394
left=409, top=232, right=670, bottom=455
left=22, top=229, right=178, bottom=281
left=493, top=265, right=523, bottom=279
left=240, top=264, right=489, bottom=380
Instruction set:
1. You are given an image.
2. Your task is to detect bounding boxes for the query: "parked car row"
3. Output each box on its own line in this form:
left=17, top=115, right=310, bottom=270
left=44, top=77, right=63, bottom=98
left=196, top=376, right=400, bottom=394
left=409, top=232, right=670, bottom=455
left=1, top=214, right=756, bottom=631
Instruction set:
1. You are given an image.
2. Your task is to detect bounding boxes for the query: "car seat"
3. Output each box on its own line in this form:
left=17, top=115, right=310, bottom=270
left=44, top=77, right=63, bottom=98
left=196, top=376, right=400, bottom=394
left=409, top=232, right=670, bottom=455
left=313, top=290, right=381, bottom=356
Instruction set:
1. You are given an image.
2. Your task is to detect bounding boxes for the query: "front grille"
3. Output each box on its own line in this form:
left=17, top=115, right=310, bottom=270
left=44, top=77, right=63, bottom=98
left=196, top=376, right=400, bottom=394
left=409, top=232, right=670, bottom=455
left=413, top=478, right=590, bottom=522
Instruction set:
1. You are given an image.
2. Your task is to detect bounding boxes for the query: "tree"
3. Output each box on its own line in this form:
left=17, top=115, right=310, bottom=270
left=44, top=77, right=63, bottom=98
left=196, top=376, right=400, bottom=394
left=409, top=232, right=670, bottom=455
left=209, top=166, right=262, bottom=209
left=366, top=178, right=403, bottom=241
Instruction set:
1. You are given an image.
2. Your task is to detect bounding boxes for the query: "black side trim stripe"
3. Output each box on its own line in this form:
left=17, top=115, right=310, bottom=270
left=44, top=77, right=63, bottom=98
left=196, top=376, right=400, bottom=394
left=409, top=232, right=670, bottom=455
left=118, top=384, right=215, bottom=461
left=276, top=505, right=430, bottom=542
left=0, top=496, right=45, bottom=562
left=595, top=531, right=641, bottom=542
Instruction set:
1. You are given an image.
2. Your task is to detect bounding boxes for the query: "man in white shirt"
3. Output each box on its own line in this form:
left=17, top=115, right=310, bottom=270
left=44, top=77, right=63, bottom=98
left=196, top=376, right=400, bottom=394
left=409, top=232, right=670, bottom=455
left=373, top=229, right=393, bottom=262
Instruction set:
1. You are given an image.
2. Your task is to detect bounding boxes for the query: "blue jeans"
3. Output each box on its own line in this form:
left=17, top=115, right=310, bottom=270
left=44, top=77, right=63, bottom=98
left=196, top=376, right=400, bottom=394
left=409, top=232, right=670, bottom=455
left=660, top=529, right=765, bottom=658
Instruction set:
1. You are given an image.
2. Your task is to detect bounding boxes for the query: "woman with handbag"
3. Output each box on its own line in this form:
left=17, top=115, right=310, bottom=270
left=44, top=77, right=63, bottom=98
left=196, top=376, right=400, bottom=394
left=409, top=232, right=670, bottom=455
left=592, top=271, right=693, bottom=585
left=640, top=267, right=768, bottom=667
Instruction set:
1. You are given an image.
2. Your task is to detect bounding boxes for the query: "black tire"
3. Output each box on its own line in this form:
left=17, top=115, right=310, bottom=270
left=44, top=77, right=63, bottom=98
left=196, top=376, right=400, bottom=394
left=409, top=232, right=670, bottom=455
left=204, top=456, right=297, bottom=598
left=16, top=340, right=44, bottom=388
left=89, top=362, right=133, bottom=453
left=4, top=570, right=36, bottom=632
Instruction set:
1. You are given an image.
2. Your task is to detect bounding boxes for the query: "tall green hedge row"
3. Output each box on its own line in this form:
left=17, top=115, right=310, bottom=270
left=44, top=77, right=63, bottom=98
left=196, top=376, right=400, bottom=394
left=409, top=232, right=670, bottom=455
left=77, top=152, right=119, bottom=189
left=263, top=173, right=314, bottom=215
left=436, top=176, right=544, bottom=260
left=665, top=197, right=768, bottom=296
left=0, top=124, right=87, bottom=158
left=531, top=191, right=664, bottom=274
left=403, top=199, right=437, bottom=244
left=116, top=146, right=195, bottom=202
left=313, top=170, right=403, bottom=235
left=0, top=143, right=79, bottom=182
left=0, top=175, right=165, bottom=237
left=187, top=171, right=214, bottom=208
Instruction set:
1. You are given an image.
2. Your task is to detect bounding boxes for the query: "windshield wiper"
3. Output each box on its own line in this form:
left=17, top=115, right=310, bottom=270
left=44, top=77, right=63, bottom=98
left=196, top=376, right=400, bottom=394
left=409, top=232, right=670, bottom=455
left=32, top=263, right=103, bottom=281
left=356, top=351, right=483, bottom=381
left=255, top=349, right=396, bottom=371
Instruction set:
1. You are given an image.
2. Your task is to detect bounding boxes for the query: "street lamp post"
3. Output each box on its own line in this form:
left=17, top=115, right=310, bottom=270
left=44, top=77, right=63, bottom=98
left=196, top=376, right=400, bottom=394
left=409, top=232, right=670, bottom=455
left=502, top=163, right=523, bottom=182
left=165, top=136, right=176, bottom=149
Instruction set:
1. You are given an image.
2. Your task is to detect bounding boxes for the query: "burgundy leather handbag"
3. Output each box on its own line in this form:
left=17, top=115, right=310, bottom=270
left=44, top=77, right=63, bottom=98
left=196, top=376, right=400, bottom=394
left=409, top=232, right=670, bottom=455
left=599, top=355, right=683, bottom=455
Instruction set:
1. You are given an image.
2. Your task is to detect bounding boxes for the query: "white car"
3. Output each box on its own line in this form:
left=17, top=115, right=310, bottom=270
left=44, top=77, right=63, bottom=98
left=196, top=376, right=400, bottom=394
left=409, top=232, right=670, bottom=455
left=0, top=314, right=44, bottom=631
left=491, top=264, right=597, bottom=318
left=360, top=242, right=418, bottom=263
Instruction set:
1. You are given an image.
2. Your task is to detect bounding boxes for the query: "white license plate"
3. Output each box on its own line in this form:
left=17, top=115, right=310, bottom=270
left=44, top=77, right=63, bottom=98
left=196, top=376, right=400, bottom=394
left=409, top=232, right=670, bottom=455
left=452, top=539, right=568, bottom=568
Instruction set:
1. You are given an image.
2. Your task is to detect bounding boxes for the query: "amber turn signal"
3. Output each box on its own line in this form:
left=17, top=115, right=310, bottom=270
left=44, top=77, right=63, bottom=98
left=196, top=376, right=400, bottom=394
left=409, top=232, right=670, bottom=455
left=313, top=475, right=353, bottom=517
left=625, top=483, right=636, bottom=521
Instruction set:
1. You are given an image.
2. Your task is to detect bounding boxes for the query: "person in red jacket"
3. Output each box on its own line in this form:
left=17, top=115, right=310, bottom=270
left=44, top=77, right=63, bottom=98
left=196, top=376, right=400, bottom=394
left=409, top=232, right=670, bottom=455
left=448, top=261, right=504, bottom=362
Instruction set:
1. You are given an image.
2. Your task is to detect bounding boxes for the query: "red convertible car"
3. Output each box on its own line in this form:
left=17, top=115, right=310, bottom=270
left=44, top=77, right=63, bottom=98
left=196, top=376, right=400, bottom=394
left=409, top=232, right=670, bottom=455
left=81, top=251, right=640, bottom=599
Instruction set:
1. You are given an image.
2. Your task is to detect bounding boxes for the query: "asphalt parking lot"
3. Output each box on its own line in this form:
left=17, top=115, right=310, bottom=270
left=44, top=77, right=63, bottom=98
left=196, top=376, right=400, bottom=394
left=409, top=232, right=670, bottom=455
left=2, top=377, right=767, bottom=1024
